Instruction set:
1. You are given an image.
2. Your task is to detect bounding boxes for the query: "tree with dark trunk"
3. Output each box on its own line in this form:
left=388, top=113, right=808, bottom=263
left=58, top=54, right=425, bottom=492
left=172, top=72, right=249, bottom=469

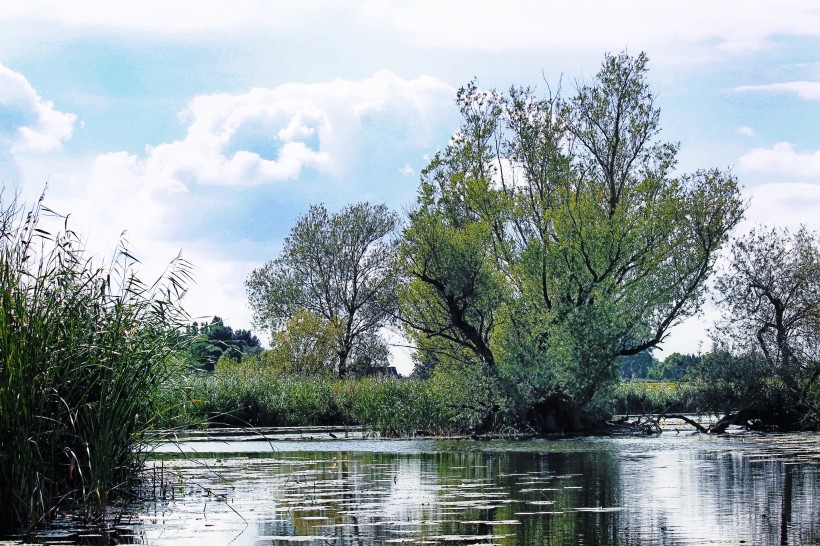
left=247, top=202, right=398, bottom=378
left=715, top=227, right=820, bottom=428
left=399, top=51, right=744, bottom=430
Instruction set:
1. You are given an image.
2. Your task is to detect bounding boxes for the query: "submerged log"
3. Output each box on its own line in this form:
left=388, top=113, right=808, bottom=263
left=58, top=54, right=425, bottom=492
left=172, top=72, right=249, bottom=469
left=707, top=408, right=759, bottom=433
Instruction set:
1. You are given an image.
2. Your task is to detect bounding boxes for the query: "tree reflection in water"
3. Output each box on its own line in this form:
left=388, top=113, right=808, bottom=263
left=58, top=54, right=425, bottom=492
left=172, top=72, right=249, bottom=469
left=125, top=434, right=820, bottom=545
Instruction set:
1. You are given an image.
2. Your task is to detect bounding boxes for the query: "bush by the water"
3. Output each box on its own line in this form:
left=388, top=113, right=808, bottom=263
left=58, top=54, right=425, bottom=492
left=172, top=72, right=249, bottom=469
left=0, top=194, right=190, bottom=529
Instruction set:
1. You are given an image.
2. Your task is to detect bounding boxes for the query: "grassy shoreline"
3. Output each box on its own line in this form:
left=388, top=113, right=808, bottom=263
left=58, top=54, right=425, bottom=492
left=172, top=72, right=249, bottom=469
left=165, top=363, right=718, bottom=437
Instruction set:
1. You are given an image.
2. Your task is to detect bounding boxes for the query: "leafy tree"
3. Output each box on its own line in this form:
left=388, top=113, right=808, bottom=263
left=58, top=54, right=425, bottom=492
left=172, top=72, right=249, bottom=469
left=400, top=51, right=744, bottom=427
left=684, top=347, right=801, bottom=428
left=619, top=350, right=659, bottom=379
left=246, top=202, right=398, bottom=378
left=715, top=227, right=820, bottom=427
left=399, top=206, right=505, bottom=374
left=648, top=352, right=700, bottom=380
left=264, top=309, right=340, bottom=377
left=186, top=316, right=262, bottom=370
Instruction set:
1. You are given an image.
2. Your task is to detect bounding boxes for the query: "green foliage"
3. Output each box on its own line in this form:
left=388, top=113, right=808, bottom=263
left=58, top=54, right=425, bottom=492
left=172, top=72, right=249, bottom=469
left=399, top=180, right=506, bottom=372
left=263, top=309, right=340, bottom=377
left=184, top=357, right=494, bottom=435
left=247, top=202, right=398, bottom=378
left=715, top=227, right=820, bottom=427
left=399, top=51, right=743, bottom=430
left=648, top=352, right=700, bottom=380
left=185, top=316, right=261, bottom=370
left=196, top=359, right=341, bottom=427
left=685, top=349, right=772, bottom=415
left=611, top=380, right=698, bottom=415
left=0, top=192, right=190, bottom=528
left=618, top=350, right=659, bottom=379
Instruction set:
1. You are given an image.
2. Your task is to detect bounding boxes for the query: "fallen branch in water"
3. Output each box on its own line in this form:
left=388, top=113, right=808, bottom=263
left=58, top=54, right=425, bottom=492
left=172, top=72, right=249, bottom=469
left=661, top=414, right=708, bottom=433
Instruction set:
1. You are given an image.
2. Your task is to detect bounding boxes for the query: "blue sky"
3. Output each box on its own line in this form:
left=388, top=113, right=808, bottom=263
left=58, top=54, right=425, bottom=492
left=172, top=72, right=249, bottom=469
left=2, top=1, right=820, bottom=372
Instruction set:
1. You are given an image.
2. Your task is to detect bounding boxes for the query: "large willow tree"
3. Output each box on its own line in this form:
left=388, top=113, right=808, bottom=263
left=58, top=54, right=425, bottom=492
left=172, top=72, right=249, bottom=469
left=399, top=52, right=744, bottom=429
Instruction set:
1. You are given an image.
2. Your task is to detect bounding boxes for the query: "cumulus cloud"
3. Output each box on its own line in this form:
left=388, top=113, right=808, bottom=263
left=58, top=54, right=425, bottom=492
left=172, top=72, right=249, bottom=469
left=0, top=64, right=76, bottom=154
left=120, top=71, right=454, bottom=190
left=40, top=71, right=455, bottom=334
left=736, top=126, right=755, bottom=137
left=735, top=81, right=820, bottom=100
left=738, top=142, right=820, bottom=179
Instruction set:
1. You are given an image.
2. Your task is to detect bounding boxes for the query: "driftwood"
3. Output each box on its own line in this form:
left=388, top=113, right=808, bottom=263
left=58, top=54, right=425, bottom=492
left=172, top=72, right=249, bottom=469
left=606, top=415, right=663, bottom=435
left=663, top=408, right=760, bottom=434
left=662, top=414, right=708, bottom=433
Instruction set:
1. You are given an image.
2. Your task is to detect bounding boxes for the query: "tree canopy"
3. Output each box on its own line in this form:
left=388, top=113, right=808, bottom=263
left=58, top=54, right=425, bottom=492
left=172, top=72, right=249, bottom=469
left=715, top=227, right=820, bottom=426
left=398, top=51, right=744, bottom=426
left=246, top=202, right=398, bottom=378
left=186, top=316, right=262, bottom=370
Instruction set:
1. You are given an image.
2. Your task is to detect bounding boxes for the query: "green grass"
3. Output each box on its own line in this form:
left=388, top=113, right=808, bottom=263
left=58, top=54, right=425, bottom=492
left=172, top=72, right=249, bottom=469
left=611, top=380, right=699, bottom=415
left=181, top=359, right=492, bottom=435
left=0, top=193, right=191, bottom=529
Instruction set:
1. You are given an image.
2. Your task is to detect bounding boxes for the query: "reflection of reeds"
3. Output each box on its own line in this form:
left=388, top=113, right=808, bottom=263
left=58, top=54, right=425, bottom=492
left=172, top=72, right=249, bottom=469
left=0, top=191, right=191, bottom=529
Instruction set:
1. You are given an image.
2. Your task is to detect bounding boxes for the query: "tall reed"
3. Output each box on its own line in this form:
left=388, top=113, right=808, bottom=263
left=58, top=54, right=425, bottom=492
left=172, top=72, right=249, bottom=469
left=0, top=192, right=191, bottom=529
left=187, top=357, right=495, bottom=435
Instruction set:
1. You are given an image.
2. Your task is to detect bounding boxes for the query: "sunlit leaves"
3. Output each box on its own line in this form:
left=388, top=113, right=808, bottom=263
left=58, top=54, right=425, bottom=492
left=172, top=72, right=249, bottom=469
left=400, top=51, right=744, bottom=422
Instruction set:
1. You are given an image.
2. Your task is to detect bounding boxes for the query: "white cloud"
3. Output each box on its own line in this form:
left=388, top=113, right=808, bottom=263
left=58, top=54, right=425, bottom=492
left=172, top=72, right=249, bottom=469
left=173, top=244, right=261, bottom=334
left=735, top=81, right=820, bottom=100
left=361, top=0, right=820, bottom=55
left=4, top=0, right=820, bottom=59
left=736, top=126, right=755, bottom=137
left=743, top=182, right=820, bottom=233
left=125, top=71, right=454, bottom=189
left=0, top=64, right=76, bottom=154
left=738, top=142, right=820, bottom=179
left=34, top=71, right=455, bottom=340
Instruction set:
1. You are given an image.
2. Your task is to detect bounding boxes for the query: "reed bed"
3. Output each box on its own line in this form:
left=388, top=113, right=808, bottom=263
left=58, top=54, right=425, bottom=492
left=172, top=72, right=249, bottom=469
left=611, top=380, right=699, bottom=415
left=185, top=360, right=491, bottom=435
left=0, top=193, right=190, bottom=529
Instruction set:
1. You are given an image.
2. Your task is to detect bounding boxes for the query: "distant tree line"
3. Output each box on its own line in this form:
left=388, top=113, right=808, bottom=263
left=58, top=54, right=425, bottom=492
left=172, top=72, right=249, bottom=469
left=185, top=316, right=262, bottom=370
left=618, top=351, right=699, bottom=380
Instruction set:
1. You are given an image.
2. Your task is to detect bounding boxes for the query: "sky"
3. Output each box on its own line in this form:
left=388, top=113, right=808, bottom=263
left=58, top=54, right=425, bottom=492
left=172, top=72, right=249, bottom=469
left=2, top=1, right=820, bottom=374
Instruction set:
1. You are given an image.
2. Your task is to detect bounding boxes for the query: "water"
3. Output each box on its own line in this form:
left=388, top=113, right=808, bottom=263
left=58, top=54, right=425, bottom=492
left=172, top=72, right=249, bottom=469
left=7, top=431, right=820, bottom=545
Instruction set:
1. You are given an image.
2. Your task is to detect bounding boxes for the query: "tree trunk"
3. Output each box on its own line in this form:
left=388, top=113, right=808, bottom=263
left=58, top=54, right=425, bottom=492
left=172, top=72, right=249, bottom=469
left=338, top=349, right=348, bottom=379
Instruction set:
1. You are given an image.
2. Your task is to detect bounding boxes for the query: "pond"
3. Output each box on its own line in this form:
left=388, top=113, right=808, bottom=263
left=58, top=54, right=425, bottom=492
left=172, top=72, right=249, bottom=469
left=12, top=430, right=820, bottom=545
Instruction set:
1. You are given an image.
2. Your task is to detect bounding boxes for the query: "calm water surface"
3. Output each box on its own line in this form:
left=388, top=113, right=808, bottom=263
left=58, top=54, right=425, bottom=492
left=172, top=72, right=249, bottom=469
left=119, top=431, right=820, bottom=545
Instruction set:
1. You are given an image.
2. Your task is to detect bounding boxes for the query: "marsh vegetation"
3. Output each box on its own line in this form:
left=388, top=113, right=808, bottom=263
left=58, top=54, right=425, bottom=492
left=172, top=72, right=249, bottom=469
left=3, top=51, right=820, bottom=538
left=0, top=193, right=191, bottom=529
